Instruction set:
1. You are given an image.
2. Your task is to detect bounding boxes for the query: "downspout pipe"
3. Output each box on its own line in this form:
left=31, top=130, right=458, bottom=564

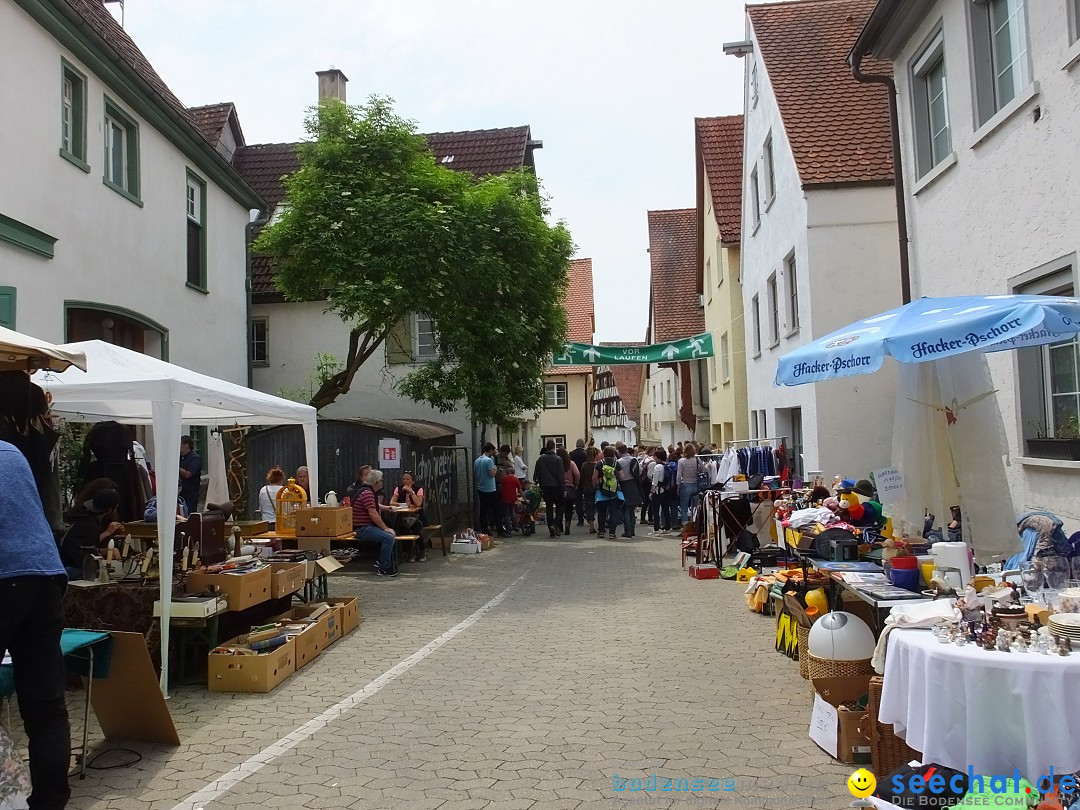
left=849, top=51, right=912, bottom=305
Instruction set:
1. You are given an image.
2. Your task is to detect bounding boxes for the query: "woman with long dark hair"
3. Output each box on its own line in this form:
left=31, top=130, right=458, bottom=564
left=556, top=448, right=580, bottom=535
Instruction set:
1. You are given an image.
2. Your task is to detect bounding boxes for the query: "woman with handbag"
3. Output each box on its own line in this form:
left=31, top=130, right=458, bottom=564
left=257, top=467, right=286, bottom=529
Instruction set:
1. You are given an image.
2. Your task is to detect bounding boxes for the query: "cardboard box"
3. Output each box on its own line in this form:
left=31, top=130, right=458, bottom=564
left=689, top=564, right=720, bottom=580
left=296, top=507, right=352, bottom=538
left=208, top=636, right=295, bottom=693
left=304, top=555, right=344, bottom=581
left=185, top=565, right=272, bottom=612
left=809, top=676, right=872, bottom=764
left=274, top=605, right=334, bottom=669
left=152, top=596, right=228, bottom=619
left=326, top=597, right=360, bottom=636
left=451, top=539, right=481, bottom=554
left=269, top=562, right=306, bottom=599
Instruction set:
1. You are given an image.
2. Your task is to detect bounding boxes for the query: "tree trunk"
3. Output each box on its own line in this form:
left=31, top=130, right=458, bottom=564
left=307, top=323, right=393, bottom=411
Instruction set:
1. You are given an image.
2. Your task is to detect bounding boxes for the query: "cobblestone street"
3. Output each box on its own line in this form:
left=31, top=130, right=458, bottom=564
left=66, top=532, right=853, bottom=810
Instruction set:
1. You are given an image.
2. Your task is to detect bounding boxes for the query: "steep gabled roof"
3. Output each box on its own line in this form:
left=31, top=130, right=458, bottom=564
left=695, top=115, right=744, bottom=243
left=596, top=346, right=645, bottom=428
left=747, top=0, right=893, bottom=186
left=549, top=258, right=595, bottom=376
left=239, top=127, right=538, bottom=295
left=189, top=102, right=245, bottom=148
left=648, top=209, right=704, bottom=343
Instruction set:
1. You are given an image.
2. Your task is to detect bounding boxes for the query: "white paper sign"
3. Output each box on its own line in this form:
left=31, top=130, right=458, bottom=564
left=874, top=467, right=906, bottom=505
left=378, top=438, right=402, bottom=469
left=808, top=694, right=838, bottom=757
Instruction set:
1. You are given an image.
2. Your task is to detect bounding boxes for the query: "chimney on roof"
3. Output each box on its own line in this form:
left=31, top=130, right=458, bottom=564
left=316, top=68, right=348, bottom=104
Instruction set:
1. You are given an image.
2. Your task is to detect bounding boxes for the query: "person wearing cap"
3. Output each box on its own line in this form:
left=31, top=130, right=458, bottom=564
left=0, top=441, right=71, bottom=807
left=59, top=480, right=124, bottom=577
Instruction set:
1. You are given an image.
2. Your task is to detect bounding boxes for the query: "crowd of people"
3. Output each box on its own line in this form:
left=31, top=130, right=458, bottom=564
left=472, top=438, right=727, bottom=541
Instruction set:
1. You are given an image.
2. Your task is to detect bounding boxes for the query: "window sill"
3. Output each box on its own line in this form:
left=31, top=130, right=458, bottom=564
left=751, top=220, right=761, bottom=237
left=970, top=82, right=1039, bottom=149
left=751, top=351, right=762, bottom=360
left=103, top=178, right=143, bottom=207
left=767, top=340, right=780, bottom=351
left=784, top=327, right=800, bottom=340
left=59, top=149, right=90, bottom=173
left=912, top=151, right=957, bottom=195
left=722, top=378, right=731, bottom=387
left=1016, top=455, right=1080, bottom=472
left=186, top=281, right=209, bottom=295
left=1063, top=39, right=1080, bottom=71
left=764, top=195, right=775, bottom=213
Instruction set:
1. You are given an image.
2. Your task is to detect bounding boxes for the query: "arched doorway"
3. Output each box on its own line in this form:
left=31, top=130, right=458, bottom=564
left=64, top=302, right=168, bottom=359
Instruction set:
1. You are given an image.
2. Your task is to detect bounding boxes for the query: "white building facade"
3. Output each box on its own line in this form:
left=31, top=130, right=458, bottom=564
left=738, top=0, right=903, bottom=480
left=857, top=0, right=1080, bottom=528
left=0, top=0, right=261, bottom=383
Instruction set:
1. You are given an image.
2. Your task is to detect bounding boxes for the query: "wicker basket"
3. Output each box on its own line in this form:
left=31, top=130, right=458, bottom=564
left=797, top=625, right=810, bottom=679
left=868, top=675, right=920, bottom=777
left=805, top=655, right=875, bottom=681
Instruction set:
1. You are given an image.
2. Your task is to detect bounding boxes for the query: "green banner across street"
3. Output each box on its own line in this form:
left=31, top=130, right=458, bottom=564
left=553, top=332, right=714, bottom=365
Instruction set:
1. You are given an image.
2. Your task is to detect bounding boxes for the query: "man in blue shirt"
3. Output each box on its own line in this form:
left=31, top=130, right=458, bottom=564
left=473, top=443, right=498, bottom=536
left=0, top=441, right=70, bottom=808
left=178, top=435, right=202, bottom=515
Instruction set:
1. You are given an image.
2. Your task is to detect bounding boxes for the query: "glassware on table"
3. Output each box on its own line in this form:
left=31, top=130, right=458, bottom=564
left=1020, top=562, right=1042, bottom=604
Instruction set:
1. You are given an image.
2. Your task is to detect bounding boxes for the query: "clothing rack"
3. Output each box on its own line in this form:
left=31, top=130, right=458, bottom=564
left=725, top=435, right=788, bottom=448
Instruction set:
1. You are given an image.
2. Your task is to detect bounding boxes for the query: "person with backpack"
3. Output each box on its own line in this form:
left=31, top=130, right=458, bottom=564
left=638, top=447, right=655, bottom=526
left=533, top=441, right=565, bottom=538
left=614, top=443, right=643, bottom=538
left=649, top=448, right=673, bottom=533
left=594, top=446, right=624, bottom=539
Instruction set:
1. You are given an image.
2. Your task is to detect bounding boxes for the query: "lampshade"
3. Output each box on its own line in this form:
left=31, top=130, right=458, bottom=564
left=806, top=611, right=875, bottom=660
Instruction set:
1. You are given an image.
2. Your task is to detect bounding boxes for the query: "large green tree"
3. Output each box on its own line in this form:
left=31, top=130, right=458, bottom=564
left=255, top=97, right=574, bottom=422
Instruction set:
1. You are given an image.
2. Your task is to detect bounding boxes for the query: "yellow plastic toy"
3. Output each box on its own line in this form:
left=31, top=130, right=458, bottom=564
left=735, top=566, right=758, bottom=583
left=805, top=587, right=829, bottom=615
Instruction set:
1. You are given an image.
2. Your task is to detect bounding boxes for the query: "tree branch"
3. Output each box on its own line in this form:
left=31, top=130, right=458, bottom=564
left=308, top=322, right=395, bottom=410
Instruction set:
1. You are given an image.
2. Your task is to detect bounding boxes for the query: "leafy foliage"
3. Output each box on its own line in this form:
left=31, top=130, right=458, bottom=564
left=255, top=97, right=574, bottom=421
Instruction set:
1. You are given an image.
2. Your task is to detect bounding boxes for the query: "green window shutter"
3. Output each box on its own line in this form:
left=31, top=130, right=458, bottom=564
left=385, top=316, right=414, bottom=364
left=0, top=287, right=15, bottom=328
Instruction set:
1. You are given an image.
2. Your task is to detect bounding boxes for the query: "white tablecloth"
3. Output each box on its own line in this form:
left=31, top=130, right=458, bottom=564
left=880, top=628, right=1080, bottom=779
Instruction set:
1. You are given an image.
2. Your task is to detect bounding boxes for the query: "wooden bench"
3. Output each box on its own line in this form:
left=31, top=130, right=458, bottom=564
left=392, top=535, right=421, bottom=571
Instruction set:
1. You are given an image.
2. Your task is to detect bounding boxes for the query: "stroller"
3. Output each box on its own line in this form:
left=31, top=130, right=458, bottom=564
left=515, top=488, right=541, bottom=536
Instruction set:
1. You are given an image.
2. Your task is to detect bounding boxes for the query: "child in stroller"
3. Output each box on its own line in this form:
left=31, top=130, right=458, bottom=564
left=515, top=482, right=541, bottom=536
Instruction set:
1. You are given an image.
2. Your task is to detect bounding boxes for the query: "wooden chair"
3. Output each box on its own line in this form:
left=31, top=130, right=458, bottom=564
left=423, top=523, right=448, bottom=557
left=393, top=535, right=420, bottom=571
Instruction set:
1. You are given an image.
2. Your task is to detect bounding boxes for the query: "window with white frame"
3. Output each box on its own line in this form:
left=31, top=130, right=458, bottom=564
left=971, top=0, right=1030, bottom=126
left=705, top=257, right=712, bottom=300
left=1012, top=259, right=1078, bottom=457
left=60, top=60, right=87, bottom=166
left=414, top=313, right=437, bottom=360
left=544, top=382, right=568, bottom=409
left=708, top=353, right=717, bottom=389
left=751, top=295, right=761, bottom=357
left=186, top=172, right=207, bottom=289
left=1071, top=0, right=1080, bottom=43
left=749, top=167, right=761, bottom=231
left=103, top=99, right=139, bottom=200
left=783, top=252, right=799, bottom=334
left=911, top=29, right=952, bottom=177
left=750, top=59, right=760, bottom=108
left=716, top=237, right=723, bottom=285
left=720, top=333, right=730, bottom=383
left=763, top=134, right=776, bottom=203
left=766, top=274, right=780, bottom=346
left=666, top=379, right=672, bottom=403
left=541, top=435, right=566, bottom=451
left=653, top=383, right=657, bottom=407
left=250, top=317, right=269, bottom=367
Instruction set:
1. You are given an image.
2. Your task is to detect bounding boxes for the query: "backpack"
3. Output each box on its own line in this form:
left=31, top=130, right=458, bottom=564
left=639, top=459, right=652, bottom=489
left=663, top=460, right=678, bottom=490
left=599, top=462, right=618, bottom=497
left=696, top=459, right=710, bottom=493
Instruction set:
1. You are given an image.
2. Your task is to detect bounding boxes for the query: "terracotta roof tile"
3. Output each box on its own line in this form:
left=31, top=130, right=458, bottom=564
left=747, top=0, right=893, bottom=186
left=648, top=209, right=704, bottom=343
left=240, top=127, right=537, bottom=295
left=189, top=102, right=238, bottom=146
left=549, top=258, right=595, bottom=375
left=695, top=116, right=744, bottom=242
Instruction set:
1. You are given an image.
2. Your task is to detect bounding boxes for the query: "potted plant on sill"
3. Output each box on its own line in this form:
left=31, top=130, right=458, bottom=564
left=1026, top=418, right=1080, bottom=461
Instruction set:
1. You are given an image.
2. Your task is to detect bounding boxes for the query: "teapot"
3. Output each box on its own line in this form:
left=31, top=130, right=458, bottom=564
left=324, top=491, right=339, bottom=507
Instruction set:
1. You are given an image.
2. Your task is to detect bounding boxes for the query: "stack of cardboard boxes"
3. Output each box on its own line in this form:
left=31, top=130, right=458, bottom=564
left=293, top=506, right=354, bottom=554
left=207, top=596, right=361, bottom=693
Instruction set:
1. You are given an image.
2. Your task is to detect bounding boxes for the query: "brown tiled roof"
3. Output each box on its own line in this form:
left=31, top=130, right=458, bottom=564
left=748, top=0, right=893, bottom=186
left=609, top=363, right=643, bottom=428
left=426, top=126, right=532, bottom=176
left=648, top=210, right=704, bottom=343
left=549, top=258, right=595, bottom=375
left=695, top=116, right=744, bottom=243
left=189, top=102, right=240, bottom=146
left=240, top=127, right=536, bottom=295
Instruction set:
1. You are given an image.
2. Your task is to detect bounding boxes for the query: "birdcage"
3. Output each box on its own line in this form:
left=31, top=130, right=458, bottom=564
left=275, top=478, right=308, bottom=536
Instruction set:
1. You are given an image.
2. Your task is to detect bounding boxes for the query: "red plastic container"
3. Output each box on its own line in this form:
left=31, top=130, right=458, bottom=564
left=689, top=564, right=720, bottom=580
left=890, top=555, right=918, bottom=569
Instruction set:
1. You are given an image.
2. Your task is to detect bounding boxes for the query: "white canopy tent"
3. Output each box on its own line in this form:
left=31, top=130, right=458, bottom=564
left=34, top=340, right=318, bottom=695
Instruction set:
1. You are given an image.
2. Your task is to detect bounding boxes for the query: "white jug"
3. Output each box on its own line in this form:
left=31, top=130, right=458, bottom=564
left=325, top=491, right=338, bottom=507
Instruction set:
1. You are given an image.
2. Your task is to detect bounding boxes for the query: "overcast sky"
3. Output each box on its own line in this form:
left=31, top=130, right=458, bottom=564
left=120, top=1, right=749, bottom=342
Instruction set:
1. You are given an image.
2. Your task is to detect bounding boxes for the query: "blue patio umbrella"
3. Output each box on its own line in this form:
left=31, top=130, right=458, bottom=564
left=775, top=294, right=1080, bottom=387
left=774, top=294, right=1080, bottom=563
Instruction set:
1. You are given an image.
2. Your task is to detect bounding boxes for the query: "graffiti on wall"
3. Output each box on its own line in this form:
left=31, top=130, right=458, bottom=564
left=415, top=451, right=455, bottom=510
